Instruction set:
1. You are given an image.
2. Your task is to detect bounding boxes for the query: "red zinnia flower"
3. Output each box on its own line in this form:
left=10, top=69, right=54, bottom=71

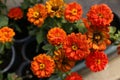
left=87, top=4, right=113, bottom=27
left=31, top=54, right=55, bottom=78
left=65, top=72, right=82, bottom=80
left=85, top=51, right=108, bottom=72
left=8, top=7, right=23, bottom=20
left=63, top=33, right=90, bottom=60
left=47, top=27, right=67, bottom=45
left=64, top=2, right=83, bottom=23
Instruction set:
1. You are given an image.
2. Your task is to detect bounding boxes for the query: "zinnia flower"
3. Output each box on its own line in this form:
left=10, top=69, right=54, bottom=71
left=87, top=4, right=113, bottom=27
left=27, top=4, right=47, bottom=27
left=45, top=0, right=65, bottom=18
left=87, top=27, right=111, bottom=50
left=53, top=49, right=75, bottom=72
left=63, top=33, right=90, bottom=60
left=64, top=2, right=83, bottom=23
left=85, top=51, right=108, bottom=72
left=0, top=27, right=15, bottom=43
left=31, top=54, right=55, bottom=78
left=64, top=72, right=82, bottom=80
left=8, top=7, right=23, bottom=20
left=47, top=27, right=67, bottom=45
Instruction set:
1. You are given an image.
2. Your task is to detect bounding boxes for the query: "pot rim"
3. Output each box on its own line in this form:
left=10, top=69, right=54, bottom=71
left=0, top=45, right=16, bottom=73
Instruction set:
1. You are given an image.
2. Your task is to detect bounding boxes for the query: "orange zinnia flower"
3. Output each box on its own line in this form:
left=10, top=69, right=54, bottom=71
left=63, top=33, right=90, bottom=60
left=47, top=27, right=67, bottom=45
left=0, top=27, right=15, bottom=43
left=8, top=7, right=23, bottom=20
left=87, top=4, right=113, bottom=27
left=45, top=0, right=65, bottom=18
left=27, top=4, right=47, bottom=27
left=64, top=2, right=83, bottom=23
left=53, top=49, right=75, bottom=72
left=85, top=51, right=108, bottom=72
left=31, top=54, right=55, bottom=78
left=64, top=72, right=82, bottom=80
left=87, top=27, right=111, bottom=51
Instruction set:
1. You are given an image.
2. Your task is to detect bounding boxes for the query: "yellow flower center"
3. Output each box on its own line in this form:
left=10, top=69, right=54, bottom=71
left=71, top=9, right=77, bottom=15
left=95, top=35, right=101, bottom=40
left=39, top=63, right=45, bottom=69
left=72, top=44, right=78, bottom=50
left=33, top=11, right=40, bottom=18
left=96, top=59, right=101, bottom=64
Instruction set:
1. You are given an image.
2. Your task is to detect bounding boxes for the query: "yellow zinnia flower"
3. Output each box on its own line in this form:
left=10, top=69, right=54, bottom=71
left=46, top=0, right=65, bottom=18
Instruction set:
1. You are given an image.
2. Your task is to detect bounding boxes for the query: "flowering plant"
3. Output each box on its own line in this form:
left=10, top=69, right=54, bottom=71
left=1, top=0, right=120, bottom=80
left=0, top=1, right=15, bottom=64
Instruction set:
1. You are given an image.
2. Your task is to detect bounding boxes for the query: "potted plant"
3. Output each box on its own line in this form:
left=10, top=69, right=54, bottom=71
left=19, top=0, right=120, bottom=79
left=0, top=26, right=15, bottom=73
left=0, top=1, right=16, bottom=74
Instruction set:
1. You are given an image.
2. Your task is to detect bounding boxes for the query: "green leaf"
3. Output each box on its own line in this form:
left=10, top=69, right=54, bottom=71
left=75, top=20, right=87, bottom=34
left=0, top=43, right=4, bottom=54
left=36, top=29, right=45, bottom=44
left=0, top=73, right=3, bottom=80
left=5, top=42, right=12, bottom=49
left=0, top=60, right=3, bottom=64
left=7, top=73, right=14, bottom=80
left=0, top=15, right=8, bottom=27
left=42, top=44, right=54, bottom=51
left=109, top=26, right=116, bottom=34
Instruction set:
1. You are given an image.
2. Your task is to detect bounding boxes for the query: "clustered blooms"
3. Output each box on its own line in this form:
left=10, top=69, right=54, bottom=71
left=28, top=0, right=114, bottom=79
left=0, top=27, right=15, bottom=43
left=8, top=7, right=23, bottom=20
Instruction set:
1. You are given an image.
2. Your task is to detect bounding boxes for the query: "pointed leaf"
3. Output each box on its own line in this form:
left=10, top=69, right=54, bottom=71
left=0, top=15, right=8, bottom=27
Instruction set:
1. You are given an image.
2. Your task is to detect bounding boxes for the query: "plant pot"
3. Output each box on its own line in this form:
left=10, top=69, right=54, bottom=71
left=9, top=17, right=31, bottom=44
left=21, top=37, right=45, bottom=61
left=0, top=46, right=15, bottom=73
left=17, top=61, right=42, bottom=80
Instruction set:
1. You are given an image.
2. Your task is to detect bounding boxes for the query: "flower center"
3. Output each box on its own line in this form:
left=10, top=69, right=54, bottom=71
left=98, top=13, right=104, bottom=18
left=39, top=63, right=45, bottom=69
left=52, top=6, right=59, bottom=12
left=33, top=11, right=40, bottom=18
left=93, top=33, right=102, bottom=42
left=72, top=44, right=78, bottom=50
left=96, top=59, right=101, bottom=64
left=71, top=9, right=77, bottom=15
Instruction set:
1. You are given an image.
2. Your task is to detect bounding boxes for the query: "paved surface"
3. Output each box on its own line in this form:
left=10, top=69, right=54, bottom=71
left=5, top=0, right=120, bottom=17
left=78, top=52, right=120, bottom=80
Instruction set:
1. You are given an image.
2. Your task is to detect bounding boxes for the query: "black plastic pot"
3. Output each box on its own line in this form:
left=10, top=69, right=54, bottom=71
left=17, top=61, right=42, bottom=80
left=0, top=46, right=15, bottom=73
left=21, top=37, right=45, bottom=61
